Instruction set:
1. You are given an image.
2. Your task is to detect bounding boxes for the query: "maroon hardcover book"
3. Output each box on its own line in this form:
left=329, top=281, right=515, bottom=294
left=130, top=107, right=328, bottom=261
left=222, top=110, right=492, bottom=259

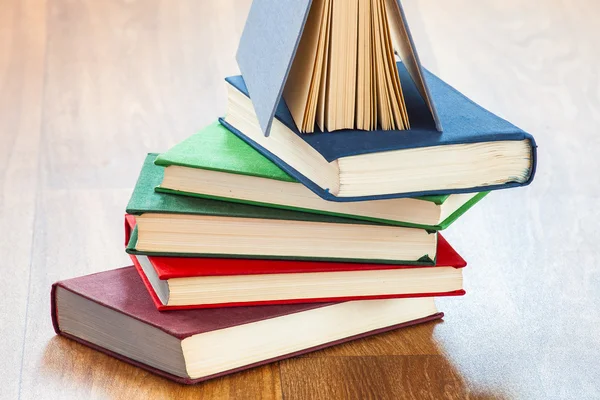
left=52, top=266, right=443, bottom=384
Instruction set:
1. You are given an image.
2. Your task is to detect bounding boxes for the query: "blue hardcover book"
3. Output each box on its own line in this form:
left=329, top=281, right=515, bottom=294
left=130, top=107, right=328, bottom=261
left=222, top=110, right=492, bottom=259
left=237, top=0, right=439, bottom=136
left=220, top=62, right=537, bottom=202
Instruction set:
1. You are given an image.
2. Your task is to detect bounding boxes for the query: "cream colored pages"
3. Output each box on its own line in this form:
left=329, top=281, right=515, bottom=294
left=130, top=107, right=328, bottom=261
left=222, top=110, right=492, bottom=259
left=385, top=0, right=437, bottom=128
left=372, top=0, right=392, bottom=129
left=343, top=0, right=359, bottom=129
left=316, top=0, right=333, bottom=131
left=369, top=2, right=378, bottom=129
left=306, top=0, right=332, bottom=131
left=380, top=0, right=409, bottom=128
left=326, top=0, right=343, bottom=129
left=282, top=0, right=326, bottom=132
left=357, top=0, right=373, bottom=130
left=283, top=0, right=410, bottom=133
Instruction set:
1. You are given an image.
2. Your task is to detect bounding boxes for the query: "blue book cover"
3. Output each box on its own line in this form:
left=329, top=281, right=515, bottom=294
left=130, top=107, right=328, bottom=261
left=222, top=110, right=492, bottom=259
left=220, top=62, right=537, bottom=202
left=236, top=0, right=313, bottom=136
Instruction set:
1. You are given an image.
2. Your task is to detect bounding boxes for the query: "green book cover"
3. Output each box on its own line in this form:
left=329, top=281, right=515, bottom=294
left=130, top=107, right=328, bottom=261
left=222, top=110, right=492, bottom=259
left=154, top=122, right=295, bottom=183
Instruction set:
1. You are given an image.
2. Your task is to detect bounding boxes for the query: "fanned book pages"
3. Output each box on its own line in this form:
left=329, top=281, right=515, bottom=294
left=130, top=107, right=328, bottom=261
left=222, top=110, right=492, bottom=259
left=283, top=0, right=410, bottom=132
left=237, top=0, right=438, bottom=136
left=125, top=214, right=465, bottom=309
left=154, top=122, right=489, bottom=230
left=52, top=267, right=443, bottom=384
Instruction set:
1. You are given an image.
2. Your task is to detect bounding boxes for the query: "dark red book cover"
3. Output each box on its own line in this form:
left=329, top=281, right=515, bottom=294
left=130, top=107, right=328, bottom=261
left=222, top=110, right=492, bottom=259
left=51, top=266, right=443, bottom=384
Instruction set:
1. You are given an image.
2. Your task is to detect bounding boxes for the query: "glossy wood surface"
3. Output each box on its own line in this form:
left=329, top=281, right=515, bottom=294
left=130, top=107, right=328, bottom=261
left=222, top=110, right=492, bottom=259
left=2, top=0, right=598, bottom=398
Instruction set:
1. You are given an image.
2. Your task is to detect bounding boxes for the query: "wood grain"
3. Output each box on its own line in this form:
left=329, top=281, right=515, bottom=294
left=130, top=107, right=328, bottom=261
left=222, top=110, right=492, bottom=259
left=0, top=0, right=46, bottom=399
left=38, top=336, right=282, bottom=400
left=280, top=356, right=485, bottom=400
left=2, top=0, right=599, bottom=399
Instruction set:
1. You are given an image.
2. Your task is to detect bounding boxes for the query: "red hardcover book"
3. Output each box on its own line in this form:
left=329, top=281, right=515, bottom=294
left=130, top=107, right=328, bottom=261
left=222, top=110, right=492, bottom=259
left=52, top=267, right=443, bottom=384
left=125, top=215, right=466, bottom=310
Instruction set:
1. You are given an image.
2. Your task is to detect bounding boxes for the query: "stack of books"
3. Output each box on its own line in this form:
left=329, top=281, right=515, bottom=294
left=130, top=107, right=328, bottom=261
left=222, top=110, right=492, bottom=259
left=51, top=0, right=537, bottom=385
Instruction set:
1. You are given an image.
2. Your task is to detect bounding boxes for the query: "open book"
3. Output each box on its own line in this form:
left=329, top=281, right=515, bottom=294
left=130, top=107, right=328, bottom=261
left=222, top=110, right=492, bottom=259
left=283, top=0, right=410, bottom=132
left=237, top=0, right=439, bottom=136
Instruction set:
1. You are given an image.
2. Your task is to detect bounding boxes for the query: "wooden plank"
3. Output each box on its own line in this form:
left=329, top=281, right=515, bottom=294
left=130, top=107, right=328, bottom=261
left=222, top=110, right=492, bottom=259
left=280, top=355, right=476, bottom=400
left=0, top=0, right=46, bottom=398
left=302, top=318, right=444, bottom=357
left=38, top=335, right=282, bottom=400
left=17, top=189, right=132, bottom=399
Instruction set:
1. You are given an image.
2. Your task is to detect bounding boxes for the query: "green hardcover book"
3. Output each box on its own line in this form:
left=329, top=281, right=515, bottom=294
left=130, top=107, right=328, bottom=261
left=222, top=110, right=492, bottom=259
left=154, top=122, right=488, bottom=230
left=126, top=154, right=436, bottom=265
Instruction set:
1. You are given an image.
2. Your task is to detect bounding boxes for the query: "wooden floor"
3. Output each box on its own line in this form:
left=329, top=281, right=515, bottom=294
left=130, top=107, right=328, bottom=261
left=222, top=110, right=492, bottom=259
left=2, top=0, right=599, bottom=398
